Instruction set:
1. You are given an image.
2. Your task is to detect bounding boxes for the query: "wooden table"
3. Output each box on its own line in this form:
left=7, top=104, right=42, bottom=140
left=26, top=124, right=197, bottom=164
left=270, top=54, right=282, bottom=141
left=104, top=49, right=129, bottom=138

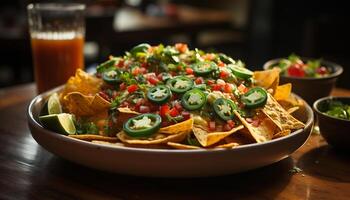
left=0, top=84, right=349, bottom=199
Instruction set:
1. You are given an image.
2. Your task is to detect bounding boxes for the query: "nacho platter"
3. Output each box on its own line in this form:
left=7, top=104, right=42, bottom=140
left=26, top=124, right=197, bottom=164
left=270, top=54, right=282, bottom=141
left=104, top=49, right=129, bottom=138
left=27, top=43, right=314, bottom=177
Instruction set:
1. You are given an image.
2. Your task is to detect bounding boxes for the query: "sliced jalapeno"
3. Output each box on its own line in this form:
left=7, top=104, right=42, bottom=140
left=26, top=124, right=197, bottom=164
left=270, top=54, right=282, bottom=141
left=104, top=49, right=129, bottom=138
left=241, top=87, right=268, bottom=109
left=166, top=76, right=194, bottom=94
left=193, top=84, right=207, bottom=91
left=130, top=43, right=151, bottom=56
left=102, top=70, right=121, bottom=85
left=97, top=59, right=116, bottom=73
left=181, top=89, right=206, bottom=111
left=191, top=61, right=217, bottom=76
left=147, top=85, right=171, bottom=104
left=230, top=65, right=253, bottom=79
left=213, top=98, right=237, bottom=121
left=219, top=53, right=235, bottom=64
left=123, top=113, right=161, bottom=137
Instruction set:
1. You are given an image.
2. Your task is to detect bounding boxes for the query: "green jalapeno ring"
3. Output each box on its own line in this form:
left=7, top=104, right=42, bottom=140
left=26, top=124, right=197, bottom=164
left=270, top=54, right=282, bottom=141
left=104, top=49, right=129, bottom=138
left=230, top=65, right=253, bottom=79
left=191, top=61, right=217, bottom=76
left=130, top=43, right=151, bottom=56
left=123, top=113, right=162, bottom=137
left=166, top=76, right=194, bottom=94
left=181, top=89, right=206, bottom=111
left=147, top=85, right=172, bottom=104
left=241, top=87, right=268, bottom=109
left=213, top=98, right=238, bottom=121
left=102, top=70, right=122, bottom=85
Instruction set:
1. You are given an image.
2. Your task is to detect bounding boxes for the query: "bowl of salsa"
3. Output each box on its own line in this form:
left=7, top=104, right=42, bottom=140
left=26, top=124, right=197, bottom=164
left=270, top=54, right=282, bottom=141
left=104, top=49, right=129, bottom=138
left=313, top=96, right=350, bottom=150
left=263, top=54, right=343, bottom=104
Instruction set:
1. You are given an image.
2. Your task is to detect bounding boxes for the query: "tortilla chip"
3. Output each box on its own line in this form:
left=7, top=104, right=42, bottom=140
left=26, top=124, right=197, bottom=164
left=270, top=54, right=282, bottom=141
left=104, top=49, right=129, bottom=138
left=192, top=125, right=244, bottom=147
left=117, top=107, right=141, bottom=115
left=117, top=131, right=188, bottom=145
left=167, top=142, right=201, bottom=149
left=69, top=134, right=118, bottom=142
left=64, top=92, right=111, bottom=116
left=253, top=68, right=281, bottom=92
left=91, top=140, right=125, bottom=147
left=274, top=83, right=292, bottom=101
left=224, top=133, right=254, bottom=145
left=160, top=118, right=193, bottom=135
left=273, top=130, right=291, bottom=139
left=287, top=106, right=299, bottom=114
left=234, top=110, right=279, bottom=143
left=263, top=94, right=305, bottom=131
left=61, top=69, right=103, bottom=98
left=214, top=142, right=240, bottom=149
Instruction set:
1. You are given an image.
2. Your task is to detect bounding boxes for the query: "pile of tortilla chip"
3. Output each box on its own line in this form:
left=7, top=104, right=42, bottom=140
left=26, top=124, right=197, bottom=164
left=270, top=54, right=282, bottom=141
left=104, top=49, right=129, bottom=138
left=58, top=68, right=305, bottom=150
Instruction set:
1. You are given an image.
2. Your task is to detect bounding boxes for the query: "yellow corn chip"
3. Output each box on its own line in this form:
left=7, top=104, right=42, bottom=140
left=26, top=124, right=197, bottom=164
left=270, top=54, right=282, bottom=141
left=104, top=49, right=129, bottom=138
left=117, top=131, right=188, bottom=145
left=167, top=142, right=201, bottom=149
left=234, top=110, right=279, bottom=143
left=160, top=118, right=193, bottom=135
left=253, top=68, right=281, bottom=92
left=69, top=134, right=118, bottom=142
left=287, top=106, right=299, bottom=114
left=274, top=83, right=292, bottom=101
left=214, top=142, right=240, bottom=149
left=273, top=130, right=291, bottom=139
left=193, top=125, right=244, bottom=147
left=263, top=94, right=305, bottom=131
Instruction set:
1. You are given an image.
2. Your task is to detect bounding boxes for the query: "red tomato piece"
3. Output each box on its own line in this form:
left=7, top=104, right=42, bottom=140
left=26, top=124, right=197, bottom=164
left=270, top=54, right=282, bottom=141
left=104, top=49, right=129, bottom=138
left=174, top=102, right=183, bottom=112
left=208, top=121, right=216, bottom=132
left=160, top=104, right=170, bottom=117
left=116, top=59, right=124, bottom=68
left=98, top=91, right=110, bottom=101
left=238, top=84, right=248, bottom=94
left=195, top=77, right=204, bottom=84
left=223, top=123, right=232, bottom=131
left=147, top=76, right=159, bottom=85
left=288, top=64, right=305, bottom=77
left=218, top=61, right=225, bottom=67
left=127, top=84, right=138, bottom=93
left=206, top=79, right=215, bottom=85
left=227, top=120, right=235, bottom=128
left=132, top=67, right=140, bottom=76
left=219, top=70, right=229, bottom=79
left=175, top=43, right=188, bottom=53
left=169, top=108, right=179, bottom=117
left=316, top=66, right=328, bottom=75
left=212, top=84, right=222, bottom=91
left=224, top=83, right=232, bottom=93
left=185, top=67, right=194, bottom=75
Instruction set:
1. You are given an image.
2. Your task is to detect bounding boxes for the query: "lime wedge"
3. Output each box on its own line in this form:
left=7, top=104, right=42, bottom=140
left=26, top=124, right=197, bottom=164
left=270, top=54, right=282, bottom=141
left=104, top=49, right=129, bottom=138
left=40, top=93, right=62, bottom=116
left=39, top=113, right=76, bottom=135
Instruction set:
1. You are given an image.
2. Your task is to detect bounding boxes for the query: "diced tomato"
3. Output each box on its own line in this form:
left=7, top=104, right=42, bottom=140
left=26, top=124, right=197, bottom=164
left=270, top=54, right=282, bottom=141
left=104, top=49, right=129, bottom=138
left=157, top=73, right=163, bottom=81
left=181, top=111, right=191, bottom=120
left=288, top=64, right=305, bottom=77
left=220, top=70, right=229, bottom=79
left=223, top=123, right=232, bottom=131
left=120, top=101, right=129, bottom=107
left=160, top=104, right=170, bottom=117
left=316, top=66, right=328, bottom=75
left=171, top=93, right=179, bottom=101
left=224, top=83, right=232, bottom=93
left=185, top=67, right=194, bottom=75
left=206, top=79, right=215, bottom=85
left=174, top=102, right=183, bottom=112
left=176, top=65, right=183, bottom=71
left=195, top=77, right=204, bottom=84
left=131, top=67, right=140, bottom=76
left=238, top=84, right=248, bottom=94
left=218, top=61, right=225, bottom=67
left=202, top=53, right=215, bottom=61
left=116, top=59, right=124, bottom=68
left=227, top=120, right=235, bottom=128
left=175, top=43, right=188, bottom=53
left=170, top=71, right=177, bottom=76
left=127, top=84, right=138, bottom=93
left=208, top=121, right=216, bottom=131
left=139, top=105, right=151, bottom=113
left=147, top=76, right=159, bottom=85
left=212, top=84, right=222, bottom=91
left=98, top=91, right=110, bottom=101
left=141, top=62, right=149, bottom=68
left=120, top=82, right=127, bottom=90
left=169, top=108, right=179, bottom=117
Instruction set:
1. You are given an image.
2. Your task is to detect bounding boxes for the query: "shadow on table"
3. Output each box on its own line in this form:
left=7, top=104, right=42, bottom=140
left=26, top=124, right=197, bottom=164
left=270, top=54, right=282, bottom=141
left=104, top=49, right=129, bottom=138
left=297, top=144, right=350, bottom=183
left=27, top=155, right=294, bottom=199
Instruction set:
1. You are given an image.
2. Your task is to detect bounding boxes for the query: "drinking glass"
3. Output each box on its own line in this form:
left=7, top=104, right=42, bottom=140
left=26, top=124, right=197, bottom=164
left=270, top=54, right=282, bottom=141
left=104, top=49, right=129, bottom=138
left=27, top=3, right=85, bottom=93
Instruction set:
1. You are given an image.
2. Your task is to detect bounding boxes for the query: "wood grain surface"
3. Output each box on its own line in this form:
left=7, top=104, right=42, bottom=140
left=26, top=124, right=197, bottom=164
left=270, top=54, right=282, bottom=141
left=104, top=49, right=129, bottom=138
left=0, top=84, right=349, bottom=200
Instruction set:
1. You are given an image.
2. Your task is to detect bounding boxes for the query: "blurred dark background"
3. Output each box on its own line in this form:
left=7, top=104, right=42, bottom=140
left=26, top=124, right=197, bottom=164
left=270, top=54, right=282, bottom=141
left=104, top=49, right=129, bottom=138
left=0, top=0, right=349, bottom=88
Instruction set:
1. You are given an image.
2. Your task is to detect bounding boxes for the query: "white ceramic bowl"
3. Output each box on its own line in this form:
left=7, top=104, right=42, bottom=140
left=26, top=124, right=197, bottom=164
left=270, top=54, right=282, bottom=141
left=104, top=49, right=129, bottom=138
left=27, top=86, right=314, bottom=177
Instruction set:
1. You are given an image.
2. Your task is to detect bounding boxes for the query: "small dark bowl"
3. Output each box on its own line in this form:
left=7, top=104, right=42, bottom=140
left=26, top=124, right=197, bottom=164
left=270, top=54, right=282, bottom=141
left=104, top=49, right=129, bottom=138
left=313, top=96, right=350, bottom=150
left=263, top=58, right=343, bottom=105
